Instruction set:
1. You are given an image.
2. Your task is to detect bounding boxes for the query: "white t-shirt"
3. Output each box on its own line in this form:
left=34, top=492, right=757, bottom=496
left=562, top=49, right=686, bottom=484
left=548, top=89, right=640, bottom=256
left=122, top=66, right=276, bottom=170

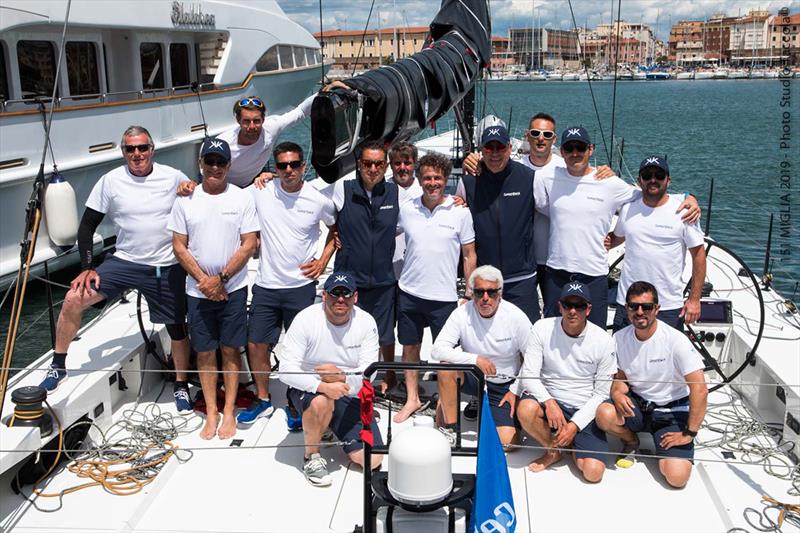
left=614, top=321, right=704, bottom=404
left=513, top=317, right=616, bottom=430
left=168, top=185, right=259, bottom=298
left=86, top=163, right=188, bottom=266
left=397, top=196, right=475, bottom=302
left=519, top=153, right=565, bottom=266
left=278, top=304, right=379, bottom=396
left=217, top=94, right=315, bottom=188
left=613, top=195, right=705, bottom=310
left=432, top=299, right=532, bottom=383
left=392, top=180, right=424, bottom=277
left=250, top=180, right=336, bottom=289
left=540, top=167, right=637, bottom=276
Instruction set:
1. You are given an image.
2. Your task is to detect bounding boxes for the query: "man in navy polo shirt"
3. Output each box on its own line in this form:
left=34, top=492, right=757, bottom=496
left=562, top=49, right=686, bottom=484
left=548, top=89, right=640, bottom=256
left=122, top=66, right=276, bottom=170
left=607, top=156, right=706, bottom=332
left=458, top=126, right=540, bottom=324
left=169, top=138, right=258, bottom=440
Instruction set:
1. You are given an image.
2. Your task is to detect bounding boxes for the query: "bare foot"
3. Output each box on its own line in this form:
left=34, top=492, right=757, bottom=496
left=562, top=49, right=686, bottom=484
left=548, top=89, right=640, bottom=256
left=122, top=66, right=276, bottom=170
left=528, top=450, right=562, bottom=473
left=393, top=398, right=423, bottom=423
left=218, top=413, right=237, bottom=440
left=200, top=412, right=219, bottom=440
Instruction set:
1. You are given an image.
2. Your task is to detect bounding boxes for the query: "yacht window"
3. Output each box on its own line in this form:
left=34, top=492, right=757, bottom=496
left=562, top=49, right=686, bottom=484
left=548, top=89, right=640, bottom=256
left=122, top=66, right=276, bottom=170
left=293, top=46, right=307, bottom=67
left=305, top=47, right=316, bottom=65
left=256, top=46, right=279, bottom=72
left=278, top=45, right=293, bottom=69
left=0, top=42, right=8, bottom=101
left=17, top=40, right=57, bottom=97
left=66, top=41, right=100, bottom=96
left=140, top=42, right=164, bottom=89
left=314, top=49, right=322, bottom=64
left=170, top=43, right=191, bottom=86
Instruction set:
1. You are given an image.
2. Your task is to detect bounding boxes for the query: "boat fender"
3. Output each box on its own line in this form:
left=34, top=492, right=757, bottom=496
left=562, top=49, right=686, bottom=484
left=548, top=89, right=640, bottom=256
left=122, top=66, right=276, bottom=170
left=43, top=172, right=79, bottom=249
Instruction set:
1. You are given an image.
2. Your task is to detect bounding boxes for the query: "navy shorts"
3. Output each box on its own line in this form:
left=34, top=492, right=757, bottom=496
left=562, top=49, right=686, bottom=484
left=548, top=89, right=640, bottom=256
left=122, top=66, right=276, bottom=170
left=94, top=255, right=186, bottom=324
left=287, top=387, right=384, bottom=454
left=521, top=395, right=609, bottom=462
left=397, top=290, right=456, bottom=345
left=503, top=275, right=541, bottom=324
left=248, top=282, right=316, bottom=345
left=612, top=305, right=684, bottom=333
left=544, top=267, right=608, bottom=329
left=462, top=374, right=519, bottom=429
left=607, top=394, right=694, bottom=460
left=187, top=287, right=248, bottom=352
left=356, top=284, right=396, bottom=346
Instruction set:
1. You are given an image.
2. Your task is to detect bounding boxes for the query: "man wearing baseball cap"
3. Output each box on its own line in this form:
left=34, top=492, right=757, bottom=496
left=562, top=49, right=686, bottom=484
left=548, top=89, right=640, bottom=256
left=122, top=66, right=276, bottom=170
left=169, top=136, right=259, bottom=440
left=279, top=271, right=383, bottom=486
left=458, top=124, right=541, bottom=324
left=514, top=281, right=616, bottom=482
left=607, top=155, right=706, bottom=331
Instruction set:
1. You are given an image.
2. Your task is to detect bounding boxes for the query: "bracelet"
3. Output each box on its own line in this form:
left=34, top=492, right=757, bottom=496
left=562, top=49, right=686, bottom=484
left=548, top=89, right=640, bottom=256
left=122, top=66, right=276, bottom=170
left=682, top=428, right=698, bottom=438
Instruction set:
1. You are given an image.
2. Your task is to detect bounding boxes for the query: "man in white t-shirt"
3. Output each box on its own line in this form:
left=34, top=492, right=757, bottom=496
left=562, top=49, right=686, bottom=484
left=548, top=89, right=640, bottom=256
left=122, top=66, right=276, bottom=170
left=41, top=126, right=193, bottom=413
left=280, top=272, right=383, bottom=487
left=515, top=282, right=616, bottom=482
left=608, top=156, right=706, bottom=332
left=393, top=153, right=477, bottom=423
left=169, top=138, right=258, bottom=441
left=596, top=281, right=708, bottom=489
left=241, top=141, right=337, bottom=425
left=215, top=94, right=316, bottom=188
left=432, top=265, right=532, bottom=447
left=388, top=141, right=424, bottom=280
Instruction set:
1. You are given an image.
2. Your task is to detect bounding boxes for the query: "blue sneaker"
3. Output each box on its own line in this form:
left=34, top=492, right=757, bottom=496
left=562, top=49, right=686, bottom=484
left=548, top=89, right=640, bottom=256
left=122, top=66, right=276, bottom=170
left=40, top=365, right=67, bottom=392
left=174, top=387, right=193, bottom=415
left=285, top=405, right=303, bottom=432
left=237, top=398, right=274, bottom=425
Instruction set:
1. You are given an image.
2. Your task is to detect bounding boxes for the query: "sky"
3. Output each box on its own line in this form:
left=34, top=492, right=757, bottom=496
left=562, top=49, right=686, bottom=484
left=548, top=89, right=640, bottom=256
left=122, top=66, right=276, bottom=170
left=282, top=0, right=800, bottom=42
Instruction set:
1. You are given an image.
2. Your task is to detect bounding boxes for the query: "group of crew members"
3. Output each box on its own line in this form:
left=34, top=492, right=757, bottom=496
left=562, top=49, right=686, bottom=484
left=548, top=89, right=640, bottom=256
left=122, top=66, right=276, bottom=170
left=41, top=91, right=709, bottom=490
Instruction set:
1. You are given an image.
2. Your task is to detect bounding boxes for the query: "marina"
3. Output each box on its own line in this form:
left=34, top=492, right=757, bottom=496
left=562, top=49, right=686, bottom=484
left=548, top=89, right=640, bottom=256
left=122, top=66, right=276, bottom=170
left=1, top=1, right=799, bottom=532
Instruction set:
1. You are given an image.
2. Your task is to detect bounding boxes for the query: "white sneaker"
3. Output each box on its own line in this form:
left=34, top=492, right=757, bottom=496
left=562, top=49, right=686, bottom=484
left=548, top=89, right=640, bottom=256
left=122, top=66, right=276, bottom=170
left=438, top=425, right=457, bottom=446
left=303, top=453, right=332, bottom=486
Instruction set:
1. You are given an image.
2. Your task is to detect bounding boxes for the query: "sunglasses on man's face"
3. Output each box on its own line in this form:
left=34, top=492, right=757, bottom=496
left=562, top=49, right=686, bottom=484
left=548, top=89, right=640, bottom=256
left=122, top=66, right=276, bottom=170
left=560, top=300, right=588, bottom=311
left=360, top=159, right=386, bottom=169
left=473, top=288, right=500, bottom=298
left=562, top=143, right=588, bottom=154
left=528, top=129, right=555, bottom=139
left=202, top=157, right=228, bottom=168
left=123, top=144, right=152, bottom=154
left=639, top=171, right=667, bottom=182
left=626, top=302, right=656, bottom=312
left=328, top=288, right=353, bottom=299
left=276, top=160, right=304, bottom=170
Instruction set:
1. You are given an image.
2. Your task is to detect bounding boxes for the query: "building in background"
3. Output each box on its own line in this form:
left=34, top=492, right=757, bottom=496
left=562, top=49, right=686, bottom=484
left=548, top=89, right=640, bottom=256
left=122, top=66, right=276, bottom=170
left=490, top=36, right=513, bottom=73
left=508, top=28, right=580, bottom=70
left=314, top=26, right=428, bottom=71
left=768, top=10, right=800, bottom=65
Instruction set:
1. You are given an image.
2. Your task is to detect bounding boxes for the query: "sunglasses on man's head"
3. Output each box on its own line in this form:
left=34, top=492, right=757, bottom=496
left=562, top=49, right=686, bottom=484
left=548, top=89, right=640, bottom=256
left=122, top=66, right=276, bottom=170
left=328, top=288, right=353, bottom=299
left=123, top=144, right=152, bottom=154
left=275, top=160, right=304, bottom=170
left=238, top=98, right=264, bottom=108
left=202, top=156, right=228, bottom=167
left=560, top=300, right=588, bottom=311
left=473, top=288, right=500, bottom=298
left=562, top=143, right=588, bottom=154
left=627, top=302, right=656, bottom=312
left=528, top=129, right=555, bottom=139
left=360, top=159, right=386, bottom=169
left=639, top=171, right=667, bottom=181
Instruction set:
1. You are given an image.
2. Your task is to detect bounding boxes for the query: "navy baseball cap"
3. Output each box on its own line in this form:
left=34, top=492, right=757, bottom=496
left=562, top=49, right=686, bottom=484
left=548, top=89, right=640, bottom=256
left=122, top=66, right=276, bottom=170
left=324, top=272, right=357, bottom=293
left=481, top=125, right=510, bottom=146
left=561, top=126, right=591, bottom=146
left=559, top=281, right=592, bottom=304
left=200, top=137, right=231, bottom=162
left=639, top=155, right=669, bottom=175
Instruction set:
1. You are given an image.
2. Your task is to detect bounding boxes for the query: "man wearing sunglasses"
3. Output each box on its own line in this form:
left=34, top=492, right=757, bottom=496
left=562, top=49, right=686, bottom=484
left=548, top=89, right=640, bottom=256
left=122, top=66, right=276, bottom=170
left=432, top=265, right=533, bottom=447
left=392, top=153, right=477, bottom=424
left=40, top=126, right=193, bottom=415
left=596, top=281, right=707, bottom=489
left=215, top=93, right=316, bottom=188
left=279, top=272, right=382, bottom=487
left=607, top=156, right=706, bottom=332
left=169, top=138, right=259, bottom=440
left=242, top=141, right=337, bottom=425
left=514, top=282, right=616, bottom=482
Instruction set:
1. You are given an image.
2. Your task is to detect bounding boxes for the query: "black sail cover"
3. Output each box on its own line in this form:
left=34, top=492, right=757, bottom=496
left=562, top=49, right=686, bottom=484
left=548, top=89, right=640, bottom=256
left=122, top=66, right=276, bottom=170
left=311, top=0, right=491, bottom=182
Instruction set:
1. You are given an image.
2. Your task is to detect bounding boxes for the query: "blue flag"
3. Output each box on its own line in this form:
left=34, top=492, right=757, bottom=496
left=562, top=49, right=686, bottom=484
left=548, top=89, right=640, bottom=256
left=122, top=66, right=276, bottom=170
left=471, top=393, right=516, bottom=533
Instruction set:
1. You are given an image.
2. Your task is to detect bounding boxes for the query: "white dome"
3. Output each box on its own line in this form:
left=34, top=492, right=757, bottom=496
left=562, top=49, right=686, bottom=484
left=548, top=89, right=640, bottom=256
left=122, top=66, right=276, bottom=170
left=387, top=416, right=453, bottom=506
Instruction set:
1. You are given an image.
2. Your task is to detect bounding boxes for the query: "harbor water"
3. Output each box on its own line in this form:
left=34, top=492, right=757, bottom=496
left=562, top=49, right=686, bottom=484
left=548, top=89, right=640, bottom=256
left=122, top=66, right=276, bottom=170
left=2, top=78, right=798, bottom=367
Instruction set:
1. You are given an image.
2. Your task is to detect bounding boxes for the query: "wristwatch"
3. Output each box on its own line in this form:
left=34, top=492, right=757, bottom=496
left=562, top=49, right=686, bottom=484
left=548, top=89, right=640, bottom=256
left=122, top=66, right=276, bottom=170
left=218, top=271, right=230, bottom=284
left=682, top=428, right=698, bottom=438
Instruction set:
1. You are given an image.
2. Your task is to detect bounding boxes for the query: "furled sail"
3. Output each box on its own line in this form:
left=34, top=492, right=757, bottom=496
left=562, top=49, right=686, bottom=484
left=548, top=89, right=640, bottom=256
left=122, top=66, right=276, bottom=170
left=310, top=0, right=491, bottom=183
